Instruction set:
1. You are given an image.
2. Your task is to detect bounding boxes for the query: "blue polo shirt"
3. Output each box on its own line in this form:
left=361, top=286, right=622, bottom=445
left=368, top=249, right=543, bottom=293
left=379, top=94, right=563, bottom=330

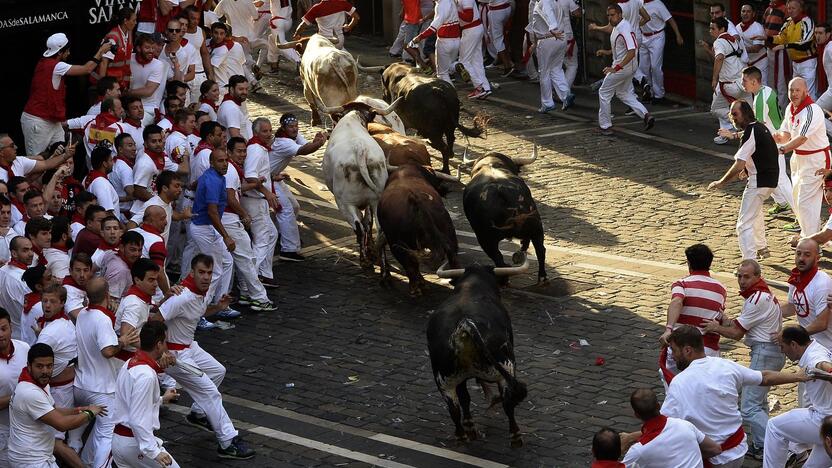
left=192, top=167, right=227, bottom=226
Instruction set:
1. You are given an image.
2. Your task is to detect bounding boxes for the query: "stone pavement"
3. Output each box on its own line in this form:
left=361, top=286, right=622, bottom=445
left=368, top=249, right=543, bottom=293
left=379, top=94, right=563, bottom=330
left=154, top=37, right=817, bottom=467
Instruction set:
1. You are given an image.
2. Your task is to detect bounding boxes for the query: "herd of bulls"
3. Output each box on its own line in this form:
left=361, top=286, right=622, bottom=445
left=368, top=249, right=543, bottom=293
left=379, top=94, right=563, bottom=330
left=284, top=33, right=551, bottom=447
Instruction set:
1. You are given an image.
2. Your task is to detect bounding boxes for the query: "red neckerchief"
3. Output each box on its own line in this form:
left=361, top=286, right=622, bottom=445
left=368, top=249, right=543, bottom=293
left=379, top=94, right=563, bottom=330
left=591, top=462, right=625, bottom=468
left=179, top=38, right=189, bottom=47
left=128, top=349, right=164, bottom=374
left=37, top=308, right=69, bottom=329
left=181, top=274, right=206, bottom=295
left=1, top=162, right=15, bottom=180
left=222, top=93, right=243, bottom=106
left=8, top=259, right=27, bottom=270
left=94, top=112, right=120, bottom=129
left=49, top=244, right=70, bottom=254
left=200, top=98, right=218, bottom=112
left=0, top=340, right=14, bottom=363
left=740, top=278, right=772, bottom=299
left=172, top=124, right=191, bottom=136
left=124, top=116, right=142, bottom=128
left=144, top=149, right=166, bottom=171
left=790, top=95, right=815, bottom=125
left=788, top=265, right=819, bottom=294
left=116, top=156, right=135, bottom=169
left=86, top=303, right=116, bottom=327
left=23, top=292, right=40, bottom=315
left=32, top=245, right=47, bottom=267
left=638, top=415, right=668, bottom=444
left=194, top=141, right=214, bottom=156
left=84, top=170, right=108, bottom=190
left=154, top=109, right=172, bottom=124
left=18, top=367, right=46, bottom=390
left=140, top=223, right=162, bottom=237
left=247, top=136, right=269, bottom=150
left=10, top=199, right=24, bottom=216
left=62, top=275, right=85, bottom=292
left=97, top=239, right=119, bottom=251
left=135, top=53, right=153, bottom=66
left=209, top=39, right=234, bottom=50
left=739, top=20, right=755, bottom=30
left=230, top=160, right=244, bottom=180
left=125, top=284, right=152, bottom=304
left=118, top=249, right=135, bottom=267
left=71, top=212, right=84, bottom=226
left=718, top=32, right=736, bottom=43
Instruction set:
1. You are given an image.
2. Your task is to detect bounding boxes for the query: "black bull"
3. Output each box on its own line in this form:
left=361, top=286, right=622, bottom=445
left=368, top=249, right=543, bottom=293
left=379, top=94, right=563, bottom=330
left=426, top=265, right=528, bottom=447
left=381, top=63, right=487, bottom=174
left=463, top=152, right=547, bottom=282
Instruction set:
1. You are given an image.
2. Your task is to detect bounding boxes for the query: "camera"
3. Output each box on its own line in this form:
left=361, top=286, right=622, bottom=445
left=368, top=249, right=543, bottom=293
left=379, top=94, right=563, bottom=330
left=106, top=39, right=117, bottom=55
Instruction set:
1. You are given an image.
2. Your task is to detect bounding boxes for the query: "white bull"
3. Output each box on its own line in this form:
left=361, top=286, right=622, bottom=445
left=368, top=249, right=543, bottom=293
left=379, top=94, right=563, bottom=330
left=321, top=98, right=402, bottom=268
left=354, top=95, right=406, bottom=134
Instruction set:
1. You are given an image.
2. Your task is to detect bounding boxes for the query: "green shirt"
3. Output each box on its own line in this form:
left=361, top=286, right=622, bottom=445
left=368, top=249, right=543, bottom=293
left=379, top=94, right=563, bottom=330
left=754, top=85, right=782, bottom=131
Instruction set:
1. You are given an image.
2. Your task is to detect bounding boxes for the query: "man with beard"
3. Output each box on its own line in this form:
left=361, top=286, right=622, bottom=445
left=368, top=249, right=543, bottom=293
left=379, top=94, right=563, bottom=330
left=130, top=34, right=166, bottom=125
left=217, top=75, right=252, bottom=140
left=661, top=325, right=809, bottom=467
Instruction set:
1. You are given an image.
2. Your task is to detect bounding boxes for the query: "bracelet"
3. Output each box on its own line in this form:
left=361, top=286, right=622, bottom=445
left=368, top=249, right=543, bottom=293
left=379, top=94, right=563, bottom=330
left=665, top=325, right=673, bottom=331
left=91, top=57, right=101, bottom=65
left=82, top=410, right=95, bottom=421
left=613, top=64, right=622, bottom=72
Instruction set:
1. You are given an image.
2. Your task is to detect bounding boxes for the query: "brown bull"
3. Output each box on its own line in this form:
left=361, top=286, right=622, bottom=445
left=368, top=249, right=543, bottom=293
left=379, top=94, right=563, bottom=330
left=368, top=123, right=431, bottom=167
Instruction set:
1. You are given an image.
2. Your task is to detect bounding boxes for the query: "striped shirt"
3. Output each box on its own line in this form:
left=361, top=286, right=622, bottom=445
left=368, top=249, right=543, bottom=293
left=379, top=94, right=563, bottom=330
left=783, top=102, right=830, bottom=153
left=671, top=271, right=727, bottom=350
left=763, top=1, right=787, bottom=39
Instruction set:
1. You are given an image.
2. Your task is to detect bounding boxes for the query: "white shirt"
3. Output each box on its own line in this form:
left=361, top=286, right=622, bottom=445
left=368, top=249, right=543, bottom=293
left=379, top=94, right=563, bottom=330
left=217, top=99, right=252, bottom=140
left=713, top=33, right=744, bottom=82
left=782, top=102, right=831, bottom=154
left=215, top=0, right=259, bottom=40
left=87, top=175, right=121, bottom=214
left=0, top=340, right=29, bottom=444
left=641, top=0, right=671, bottom=34
left=42, top=247, right=69, bottom=280
left=82, top=119, right=124, bottom=160
left=63, top=282, right=87, bottom=314
left=74, top=306, right=119, bottom=393
left=622, top=416, right=706, bottom=468
left=130, top=195, right=173, bottom=244
left=788, top=270, right=832, bottom=350
left=210, top=41, right=248, bottom=88
left=737, top=20, right=766, bottom=66
left=36, top=317, right=76, bottom=377
left=824, top=44, right=832, bottom=86
left=619, top=0, right=644, bottom=37
left=245, top=141, right=271, bottom=198
left=735, top=287, right=782, bottom=344
left=129, top=55, right=166, bottom=113
left=302, top=0, right=356, bottom=40
left=661, top=357, right=762, bottom=465
left=130, top=151, right=177, bottom=214
left=109, top=158, right=134, bottom=220
left=223, top=163, right=243, bottom=223
left=164, top=130, right=192, bottom=168
left=21, top=302, right=42, bottom=347
left=49, top=61, right=72, bottom=90
left=270, top=134, right=306, bottom=175
left=93, top=249, right=132, bottom=302
left=70, top=221, right=84, bottom=242
left=529, top=0, right=561, bottom=39
left=183, top=28, right=207, bottom=73
left=112, top=359, right=164, bottom=460
left=800, top=340, right=832, bottom=415
left=159, top=41, right=199, bottom=82
left=160, top=286, right=207, bottom=346
left=0, top=264, right=30, bottom=341
left=121, top=120, right=144, bottom=155
left=115, top=293, right=153, bottom=355
left=190, top=147, right=213, bottom=189
left=611, top=19, right=638, bottom=72
left=8, top=380, right=56, bottom=465
left=0, top=157, right=37, bottom=184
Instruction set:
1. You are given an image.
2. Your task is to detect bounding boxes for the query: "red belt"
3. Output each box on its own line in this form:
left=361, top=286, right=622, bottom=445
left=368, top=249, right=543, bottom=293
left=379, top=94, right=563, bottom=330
left=703, top=426, right=745, bottom=468
left=794, top=146, right=832, bottom=156
left=167, top=342, right=191, bottom=351
left=488, top=2, right=510, bottom=10
left=51, top=376, right=74, bottom=387
left=114, top=424, right=134, bottom=437
left=269, top=16, right=286, bottom=28
left=642, top=28, right=664, bottom=37
left=437, top=23, right=461, bottom=38
left=718, top=81, right=738, bottom=104
left=748, top=53, right=766, bottom=66
left=462, top=19, right=482, bottom=30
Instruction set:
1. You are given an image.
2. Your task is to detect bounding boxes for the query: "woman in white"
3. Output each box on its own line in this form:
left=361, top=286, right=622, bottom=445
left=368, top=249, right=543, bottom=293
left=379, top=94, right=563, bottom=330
left=198, top=80, right=220, bottom=121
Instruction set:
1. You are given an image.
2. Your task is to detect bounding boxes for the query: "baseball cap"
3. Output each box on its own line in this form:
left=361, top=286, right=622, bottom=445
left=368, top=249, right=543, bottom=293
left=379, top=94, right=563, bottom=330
left=43, top=33, right=68, bottom=57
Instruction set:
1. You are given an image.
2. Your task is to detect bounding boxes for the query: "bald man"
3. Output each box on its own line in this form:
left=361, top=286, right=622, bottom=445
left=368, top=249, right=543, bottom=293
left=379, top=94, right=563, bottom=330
left=781, top=238, right=832, bottom=350
left=775, top=78, right=830, bottom=239
left=130, top=205, right=173, bottom=298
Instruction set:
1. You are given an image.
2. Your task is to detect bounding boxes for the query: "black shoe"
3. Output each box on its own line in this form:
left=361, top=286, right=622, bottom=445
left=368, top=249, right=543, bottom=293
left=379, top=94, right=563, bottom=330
left=259, top=275, right=279, bottom=289
left=185, top=412, right=214, bottom=433
left=643, top=115, right=655, bottom=131
left=217, top=436, right=255, bottom=460
left=278, top=251, right=305, bottom=262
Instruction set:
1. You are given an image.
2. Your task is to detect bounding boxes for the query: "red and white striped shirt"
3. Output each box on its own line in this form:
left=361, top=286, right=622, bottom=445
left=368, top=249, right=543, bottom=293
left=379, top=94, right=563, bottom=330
left=671, top=270, right=727, bottom=350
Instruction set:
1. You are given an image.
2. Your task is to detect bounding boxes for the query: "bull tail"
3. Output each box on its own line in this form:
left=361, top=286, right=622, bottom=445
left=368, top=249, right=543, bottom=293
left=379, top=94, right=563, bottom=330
left=407, top=192, right=453, bottom=267
left=457, top=112, right=491, bottom=139
left=454, top=319, right=527, bottom=404
left=357, top=149, right=381, bottom=194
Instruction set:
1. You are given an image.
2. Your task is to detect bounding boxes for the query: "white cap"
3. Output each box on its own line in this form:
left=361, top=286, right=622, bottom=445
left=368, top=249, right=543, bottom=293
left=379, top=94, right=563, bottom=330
left=43, top=33, right=69, bottom=57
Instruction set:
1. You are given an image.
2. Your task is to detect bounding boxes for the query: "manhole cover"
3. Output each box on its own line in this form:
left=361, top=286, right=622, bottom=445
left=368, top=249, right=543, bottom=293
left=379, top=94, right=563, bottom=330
left=519, top=277, right=598, bottom=297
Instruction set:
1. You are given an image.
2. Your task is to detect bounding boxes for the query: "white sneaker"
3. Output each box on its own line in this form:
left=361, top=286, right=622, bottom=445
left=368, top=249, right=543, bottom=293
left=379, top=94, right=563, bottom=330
left=713, top=135, right=729, bottom=145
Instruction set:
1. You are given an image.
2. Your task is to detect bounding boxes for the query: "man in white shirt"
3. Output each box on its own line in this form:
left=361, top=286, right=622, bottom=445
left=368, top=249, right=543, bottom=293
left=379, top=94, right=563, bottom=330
left=20, top=266, right=49, bottom=347
left=130, top=34, right=166, bottom=126
left=42, top=217, right=71, bottom=280
left=0, top=134, right=72, bottom=184
left=592, top=4, right=654, bottom=135
left=702, top=259, right=784, bottom=458
left=85, top=147, right=121, bottom=219
left=130, top=206, right=175, bottom=298
left=217, top=75, right=253, bottom=140
left=9, top=343, right=106, bottom=468
left=295, top=0, right=360, bottom=50
left=73, top=277, right=138, bottom=468
left=82, top=97, right=125, bottom=164
left=94, top=231, right=143, bottom=310
left=130, top=125, right=179, bottom=215
left=267, top=0, right=301, bottom=71
left=245, top=118, right=281, bottom=287
left=775, top=77, right=830, bottom=238
left=160, top=254, right=256, bottom=459
left=764, top=326, right=832, bottom=466
left=710, top=17, right=750, bottom=145
left=209, top=23, right=251, bottom=89
left=622, top=388, right=721, bottom=467
left=737, top=4, right=768, bottom=91
left=0, top=308, right=29, bottom=467
left=115, top=259, right=160, bottom=362
left=529, top=0, right=571, bottom=113
left=639, top=0, right=684, bottom=101
left=0, top=237, right=34, bottom=341
left=160, top=19, right=198, bottom=91
left=781, top=238, right=832, bottom=348
left=121, top=96, right=146, bottom=156
left=111, top=321, right=180, bottom=468
left=661, top=325, right=809, bottom=467
left=184, top=6, right=216, bottom=102
left=110, top=133, right=137, bottom=222
left=215, top=0, right=268, bottom=76
left=129, top=170, right=183, bottom=245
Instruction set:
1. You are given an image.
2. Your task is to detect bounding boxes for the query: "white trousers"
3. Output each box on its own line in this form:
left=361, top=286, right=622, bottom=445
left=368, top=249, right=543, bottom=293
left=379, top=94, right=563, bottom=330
left=638, top=32, right=666, bottom=98
left=252, top=14, right=272, bottom=67
left=791, top=150, right=828, bottom=237
left=523, top=34, right=538, bottom=80
left=241, top=197, right=277, bottom=279
left=460, top=25, right=490, bottom=91
left=269, top=17, right=301, bottom=64
left=112, top=434, right=180, bottom=468
left=771, top=153, right=795, bottom=208
left=273, top=180, right=301, bottom=253
left=190, top=223, right=233, bottom=303
left=485, top=7, right=511, bottom=57
left=598, top=66, right=647, bottom=130
left=20, top=112, right=64, bottom=156
left=72, top=388, right=115, bottom=468
left=225, top=219, right=269, bottom=301
left=793, top=58, right=818, bottom=99
left=165, top=341, right=237, bottom=444
left=737, top=186, right=775, bottom=259
left=711, top=81, right=748, bottom=130
left=767, top=49, right=789, bottom=110
left=436, top=38, right=460, bottom=84
left=536, top=37, right=569, bottom=107
left=764, top=408, right=832, bottom=468
left=50, top=381, right=82, bottom=449
left=564, top=39, right=578, bottom=89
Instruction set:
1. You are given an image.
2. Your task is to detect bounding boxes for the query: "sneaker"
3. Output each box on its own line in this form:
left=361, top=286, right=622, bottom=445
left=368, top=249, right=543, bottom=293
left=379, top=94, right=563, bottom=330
left=590, top=79, right=604, bottom=93
left=783, top=222, right=801, bottom=232
left=251, top=64, right=263, bottom=81
left=529, top=76, right=540, bottom=83
left=278, top=251, right=305, bottom=262
left=501, top=67, right=516, bottom=78
left=250, top=82, right=264, bottom=94
left=455, top=63, right=471, bottom=83
left=786, top=450, right=810, bottom=468
left=196, top=317, right=216, bottom=331
left=215, top=308, right=242, bottom=320
left=186, top=412, right=214, bottom=432
left=250, top=299, right=278, bottom=312
left=562, top=93, right=575, bottom=111
left=259, top=275, right=279, bottom=289
left=467, top=87, right=486, bottom=99
left=643, top=115, right=655, bottom=131
left=757, top=248, right=772, bottom=260
left=237, top=295, right=253, bottom=306
left=767, top=203, right=791, bottom=215
left=746, top=444, right=763, bottom=461
left=624, top=107, right=637, bottom=116
left=538, top=105, right=556, bottom=114
left=484, top=61, right=499, bottom=69
left=641, top=83, right=652, bottom=101
left=477, top=89, right=492, bottom=100
left=713, top=135, right=730, bottom=145
left=217, top=436, right=255, bottom=460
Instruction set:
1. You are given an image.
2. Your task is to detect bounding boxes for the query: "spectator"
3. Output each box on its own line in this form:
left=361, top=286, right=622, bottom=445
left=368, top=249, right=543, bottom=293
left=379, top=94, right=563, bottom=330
left=130, top=33, right=166, bottom=125
left=591, top=427, right=624, bottom=467
left=770, top=0, right=817, bottom=98
left=95, top=7, right=137, bottom=91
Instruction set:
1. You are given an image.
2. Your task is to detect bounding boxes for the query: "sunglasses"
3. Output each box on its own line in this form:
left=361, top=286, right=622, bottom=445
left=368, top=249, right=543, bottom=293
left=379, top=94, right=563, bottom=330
left=167, top=28, right=181, bottom=33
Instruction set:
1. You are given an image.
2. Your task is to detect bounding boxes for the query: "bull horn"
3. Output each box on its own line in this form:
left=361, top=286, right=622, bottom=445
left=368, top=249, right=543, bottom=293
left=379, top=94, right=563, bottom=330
left=436, top=261, right=465, bottom=279
left=386, top=164, right=399, bottom=171
left=493, top=252, right=530, bottom=277
left=461, top=142, right=476, bottom=166
left=275, top=35, right=309, bottom=49
left=433, top=171, right=458, bottom=182
left=511, top=141, right=538, bottom=166
left=374, top=97, right=402, bottom=116
left=356, top=56, right=386, bottom=73
left=319, top=104, right=345, bottom=114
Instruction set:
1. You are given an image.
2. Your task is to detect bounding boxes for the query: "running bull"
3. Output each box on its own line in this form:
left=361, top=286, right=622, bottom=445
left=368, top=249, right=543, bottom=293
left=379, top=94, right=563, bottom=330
left=376, top=164, right=459, bottom=296
left=381, top=63, right=487, bottom=174
left=320, top=98, right=401, bottom=267
left=462, top=144, right=547, bottom=283
left=368, top=123, right=431, bottom=167
left=427, top=258, right=530, bottom=447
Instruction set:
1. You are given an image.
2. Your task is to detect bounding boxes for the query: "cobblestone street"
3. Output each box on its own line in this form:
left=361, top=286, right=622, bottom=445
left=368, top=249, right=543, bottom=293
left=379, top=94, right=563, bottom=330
left=156, top=37, right=814, bottom=467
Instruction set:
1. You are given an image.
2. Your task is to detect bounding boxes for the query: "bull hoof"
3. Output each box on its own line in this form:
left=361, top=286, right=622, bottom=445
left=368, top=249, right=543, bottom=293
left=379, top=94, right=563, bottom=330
left=537, top=276, right=549, bottom=285
left=408, top=286, right=423, bottom=297
left=510, top=435, right=524, bottom=448
left=465, top=429, right=478, bottom=441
